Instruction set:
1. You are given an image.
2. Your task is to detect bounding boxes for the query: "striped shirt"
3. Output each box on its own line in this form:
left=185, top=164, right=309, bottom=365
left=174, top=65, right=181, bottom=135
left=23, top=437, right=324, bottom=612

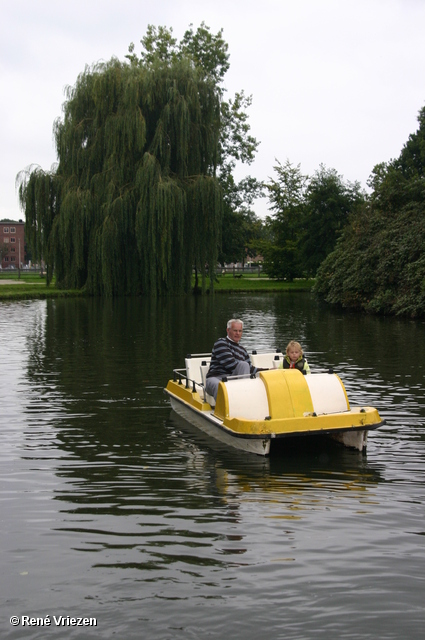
left=206, top=337, right=254, bottom=379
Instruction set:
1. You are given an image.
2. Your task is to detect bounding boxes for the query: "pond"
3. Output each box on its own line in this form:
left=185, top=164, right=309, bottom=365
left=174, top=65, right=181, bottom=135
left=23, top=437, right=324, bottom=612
left=1, top=294, right=424, bottom=639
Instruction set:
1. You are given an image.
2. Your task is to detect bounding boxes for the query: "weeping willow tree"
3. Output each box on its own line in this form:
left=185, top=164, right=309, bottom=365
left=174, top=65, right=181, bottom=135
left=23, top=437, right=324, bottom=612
left=18, top=54, right=222, bottom=295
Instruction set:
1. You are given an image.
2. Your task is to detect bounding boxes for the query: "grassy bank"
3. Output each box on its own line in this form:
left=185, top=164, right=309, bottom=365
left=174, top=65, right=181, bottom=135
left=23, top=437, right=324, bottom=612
left=0, top=271, right=314, bottom=301
left=210, top=273, right=315, bottom=293
left=0, top=273, right=82, bottom=301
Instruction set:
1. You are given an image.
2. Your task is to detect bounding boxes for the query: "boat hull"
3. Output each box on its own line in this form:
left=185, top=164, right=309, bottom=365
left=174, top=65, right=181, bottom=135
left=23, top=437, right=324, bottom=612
left=165, top=387, right=380, bottom=456
left=169, top=396, right=271, bottom=455
left=165, top=365, right=384, bottom=457
left=329, top=429, right=368, bottom=451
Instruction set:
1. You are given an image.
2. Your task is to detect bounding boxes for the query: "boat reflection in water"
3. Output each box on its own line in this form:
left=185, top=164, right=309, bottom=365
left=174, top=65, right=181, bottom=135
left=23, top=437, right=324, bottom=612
left=168, top=410, right=385, bottom=527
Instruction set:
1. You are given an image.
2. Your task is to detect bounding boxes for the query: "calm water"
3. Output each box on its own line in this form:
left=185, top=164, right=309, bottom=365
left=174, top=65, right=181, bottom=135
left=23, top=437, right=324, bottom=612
left=1, top=294, right=424, bottom=639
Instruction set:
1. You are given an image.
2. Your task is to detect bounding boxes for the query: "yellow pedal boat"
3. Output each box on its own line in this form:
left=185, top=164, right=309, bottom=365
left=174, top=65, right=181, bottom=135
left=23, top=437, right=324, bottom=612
left=164, top=352, right=385, bottom=456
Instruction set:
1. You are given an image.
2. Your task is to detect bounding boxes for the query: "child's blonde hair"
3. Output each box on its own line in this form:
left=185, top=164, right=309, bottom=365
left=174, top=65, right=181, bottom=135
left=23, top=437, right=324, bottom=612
left=286, top=340, right=303, bottom=356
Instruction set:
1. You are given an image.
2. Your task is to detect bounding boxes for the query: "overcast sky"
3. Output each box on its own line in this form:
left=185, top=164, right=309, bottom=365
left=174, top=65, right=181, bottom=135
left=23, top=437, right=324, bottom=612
left=1, top=0, right=425, bottom=221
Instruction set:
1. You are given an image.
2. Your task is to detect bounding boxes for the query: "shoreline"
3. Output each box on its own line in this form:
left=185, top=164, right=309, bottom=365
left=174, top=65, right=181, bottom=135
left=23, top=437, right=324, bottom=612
left=0, top=274, right=315, bottom=300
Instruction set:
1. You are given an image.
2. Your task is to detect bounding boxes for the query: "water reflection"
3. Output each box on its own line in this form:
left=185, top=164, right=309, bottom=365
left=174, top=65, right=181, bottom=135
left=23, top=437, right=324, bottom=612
left=170, top=412, right=385, bottom=498
left=2, top=295, right=425, bottom=640
left=18, top=294, right=425, bottom=504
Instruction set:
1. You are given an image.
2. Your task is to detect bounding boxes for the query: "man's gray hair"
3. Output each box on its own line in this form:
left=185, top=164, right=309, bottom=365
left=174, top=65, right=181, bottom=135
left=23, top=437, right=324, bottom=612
left=227, top=318, right=243, bottom=329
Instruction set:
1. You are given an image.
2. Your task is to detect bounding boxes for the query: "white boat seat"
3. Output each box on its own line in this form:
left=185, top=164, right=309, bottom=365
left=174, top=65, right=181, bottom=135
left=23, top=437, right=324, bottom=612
left=200, top=361, right=215, bottom=406
left=305, top=374, right=350, bottom=414
left=250, top=352, right=283, bottom=369
left=185, top=355, right=211, bottom=385
left=222, top=377, right=270, bottom=420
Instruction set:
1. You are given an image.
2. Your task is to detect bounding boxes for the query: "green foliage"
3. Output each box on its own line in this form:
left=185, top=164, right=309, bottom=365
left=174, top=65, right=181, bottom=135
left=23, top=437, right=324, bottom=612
left=301, top=166, right=365, bottom=275
left=313, top=206, right=383, bottom=308
left=215, top=93, right=262, bottom=266
left=131, top=25, right=178, bottom=66
left=18, top=23, right=260, bottom=294
left=131, top=24, right=261, bottom=268
left=17, top=165, right=57, bottom=283
left=212, top=274, right=315, bottom=293
left=127, top=22, right=230, bottom=84
left=262, top=160, right=307, bottom=280
left=219, top=207, right=264, bottom=266
left=18, top=49, right=222, bottom=295
left=262, top=160, right=366, bottom=281
left=127, top=23, right=258, bottom=178
left=180, top=23, right=230, bottom=84
left=397, top=106, right=425, bottom=178
left=315, top=106, right=425, bottom=318
left=218, top=171, right=264, bottom=265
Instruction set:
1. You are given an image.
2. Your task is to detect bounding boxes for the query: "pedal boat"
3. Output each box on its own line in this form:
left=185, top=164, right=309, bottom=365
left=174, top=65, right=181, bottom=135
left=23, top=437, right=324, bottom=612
left=164, top=352, right=385, bottom=456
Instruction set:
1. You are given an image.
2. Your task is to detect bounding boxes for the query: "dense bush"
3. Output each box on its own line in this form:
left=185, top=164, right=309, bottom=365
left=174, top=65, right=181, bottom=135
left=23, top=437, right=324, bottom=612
left=315, top=107, right=425, bottom=318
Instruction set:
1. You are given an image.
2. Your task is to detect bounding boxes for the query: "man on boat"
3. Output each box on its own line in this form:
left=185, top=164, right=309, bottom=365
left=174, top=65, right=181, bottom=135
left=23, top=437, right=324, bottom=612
left=205, top=319, right=257, bottom=401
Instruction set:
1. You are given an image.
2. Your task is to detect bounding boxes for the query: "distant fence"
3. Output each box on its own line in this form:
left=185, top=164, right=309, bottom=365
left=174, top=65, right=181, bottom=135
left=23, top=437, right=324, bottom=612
left=2, top=265, right=264, bottom=278
left=0, top=267, right=46, bottom=276
left=216, top=265, right=263, bottom=277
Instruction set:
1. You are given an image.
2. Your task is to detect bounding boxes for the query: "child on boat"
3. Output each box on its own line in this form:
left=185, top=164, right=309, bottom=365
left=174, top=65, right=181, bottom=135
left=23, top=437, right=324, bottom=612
left=280, top=340, right=310, bottom=374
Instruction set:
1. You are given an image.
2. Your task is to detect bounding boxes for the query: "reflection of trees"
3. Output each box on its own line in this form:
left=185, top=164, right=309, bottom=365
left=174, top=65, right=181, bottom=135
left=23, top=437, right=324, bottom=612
left=23, top=297, right=277, bottom=526
left=17, top=295, right=393, bottom=578
left=22, top=295, right=390, bottom=487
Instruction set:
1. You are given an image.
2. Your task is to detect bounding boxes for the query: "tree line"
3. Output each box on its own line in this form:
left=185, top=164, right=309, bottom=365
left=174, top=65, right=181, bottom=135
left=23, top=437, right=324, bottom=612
left=17, top=24, right=425, bottom=317
left=314, top=107, right=425, bottom=318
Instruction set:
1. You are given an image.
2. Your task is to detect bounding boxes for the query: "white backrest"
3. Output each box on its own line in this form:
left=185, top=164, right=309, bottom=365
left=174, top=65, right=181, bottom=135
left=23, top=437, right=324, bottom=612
left=250, top=352, right=283, bottom=369
left=305, top=374, right=349, bottom=414
left=225, top=377, right=270, bottom=420
left=185, top=356, right=211, bottom=385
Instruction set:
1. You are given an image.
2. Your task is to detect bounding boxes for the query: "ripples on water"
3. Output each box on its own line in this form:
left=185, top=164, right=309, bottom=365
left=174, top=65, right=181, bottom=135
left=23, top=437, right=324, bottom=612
left=1, top=296, right=424, bottom=640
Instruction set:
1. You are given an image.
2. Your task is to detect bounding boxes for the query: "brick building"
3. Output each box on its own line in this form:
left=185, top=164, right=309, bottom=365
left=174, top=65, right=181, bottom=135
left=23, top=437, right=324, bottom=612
left=0, top=219, right=26, bottom=269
